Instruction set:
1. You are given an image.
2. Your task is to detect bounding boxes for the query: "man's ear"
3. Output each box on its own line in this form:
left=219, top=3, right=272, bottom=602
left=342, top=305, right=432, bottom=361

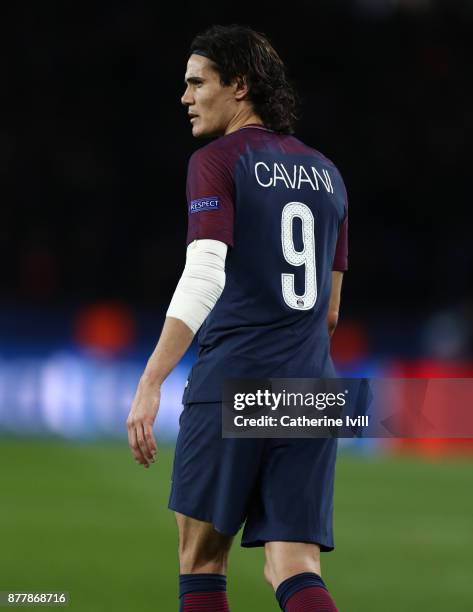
left=233, top=75, right=249, bottom=101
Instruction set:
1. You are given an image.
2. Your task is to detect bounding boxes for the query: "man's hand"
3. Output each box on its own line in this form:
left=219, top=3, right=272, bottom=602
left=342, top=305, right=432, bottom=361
left=127, top=380, right=160, bottom=468
left=125, top=316, right=195, bottom=468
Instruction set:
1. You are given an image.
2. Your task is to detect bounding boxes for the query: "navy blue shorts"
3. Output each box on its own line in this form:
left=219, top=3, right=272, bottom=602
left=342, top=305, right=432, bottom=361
left=168, top=402, right=337, bottom=551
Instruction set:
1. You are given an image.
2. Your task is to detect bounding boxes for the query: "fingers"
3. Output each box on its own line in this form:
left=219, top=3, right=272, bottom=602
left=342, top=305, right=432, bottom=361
left=127, top=419, right=157, bottom=468
left=142, top=421, right=158, bottom=460
left=127, top=420, right=150, bottom=467
left=137, top=422, right=157, bottom=467
left=126, top=383, right=159, bottom=468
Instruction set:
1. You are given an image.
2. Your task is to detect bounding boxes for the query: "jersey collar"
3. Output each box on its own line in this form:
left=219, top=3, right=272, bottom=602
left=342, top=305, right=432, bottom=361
left=236, top=123, right=274, bottom=133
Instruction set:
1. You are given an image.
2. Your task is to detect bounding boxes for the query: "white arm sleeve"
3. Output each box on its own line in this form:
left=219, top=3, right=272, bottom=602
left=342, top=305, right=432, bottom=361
left=166, top=239, right=228, bottom=334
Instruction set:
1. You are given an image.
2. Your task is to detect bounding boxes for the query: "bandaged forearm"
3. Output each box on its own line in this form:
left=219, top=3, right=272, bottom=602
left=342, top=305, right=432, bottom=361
left=166, top=239, right=228, bottom=334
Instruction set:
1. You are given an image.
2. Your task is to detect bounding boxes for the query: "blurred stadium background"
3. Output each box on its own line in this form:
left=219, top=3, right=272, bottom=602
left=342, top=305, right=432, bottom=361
left=2, top=1, right=473, bottom=610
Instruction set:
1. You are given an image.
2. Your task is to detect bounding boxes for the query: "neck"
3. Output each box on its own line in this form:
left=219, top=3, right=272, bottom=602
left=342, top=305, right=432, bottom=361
left=224, top=109, right=263, bottom=135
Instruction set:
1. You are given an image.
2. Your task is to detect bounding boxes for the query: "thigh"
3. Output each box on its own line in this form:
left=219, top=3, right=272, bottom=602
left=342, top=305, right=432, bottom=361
left=169, top=403, right=223, bottom=522
left=175, top=512, right=233, bottom=574
left=169, top=402, right=265, bottom=536
left=242, top=438, right=338, bottom=551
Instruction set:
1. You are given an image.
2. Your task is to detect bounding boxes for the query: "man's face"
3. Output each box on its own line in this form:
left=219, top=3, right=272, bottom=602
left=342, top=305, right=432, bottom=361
left=181, top=54, right=237, bottom=138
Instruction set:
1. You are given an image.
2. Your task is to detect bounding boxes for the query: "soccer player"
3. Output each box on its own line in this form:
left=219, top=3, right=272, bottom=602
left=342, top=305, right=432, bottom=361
left=127, top=25, right=348, bottom=612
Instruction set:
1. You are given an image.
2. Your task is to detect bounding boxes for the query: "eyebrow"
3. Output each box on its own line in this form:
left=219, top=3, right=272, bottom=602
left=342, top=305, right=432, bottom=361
left=184, top=76, right=204, bottom=85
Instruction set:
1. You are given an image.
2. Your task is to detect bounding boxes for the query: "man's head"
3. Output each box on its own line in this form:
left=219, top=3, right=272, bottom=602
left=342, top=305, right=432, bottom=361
left=181, top=25, right=298, bottom=138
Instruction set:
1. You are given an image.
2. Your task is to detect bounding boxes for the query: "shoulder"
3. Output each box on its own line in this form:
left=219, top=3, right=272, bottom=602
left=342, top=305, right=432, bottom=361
left=189, top=132, right=243, bottom=166
left=289, top=135, right=340, bottom=171
left=289, top=135, right=348, bottom=208
left=301, top=139, right=347, bottom=193
left=187, top=133, right=249, bottom=183
left=275, top=132, right=343, bottom=176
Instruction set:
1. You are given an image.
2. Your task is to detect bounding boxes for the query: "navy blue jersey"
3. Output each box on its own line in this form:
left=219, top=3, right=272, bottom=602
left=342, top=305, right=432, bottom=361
left=183, top=124, right=348, bottom=404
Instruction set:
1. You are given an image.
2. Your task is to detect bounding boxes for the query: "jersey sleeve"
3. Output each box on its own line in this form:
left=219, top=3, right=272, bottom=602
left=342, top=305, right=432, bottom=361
left=186, top=146, right=235, bottom=247
left=332, top=190, right=348, bottom=272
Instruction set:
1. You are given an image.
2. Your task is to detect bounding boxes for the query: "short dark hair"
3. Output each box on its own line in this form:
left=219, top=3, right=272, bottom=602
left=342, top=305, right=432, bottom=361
left=190, top=24, right=299, bottom=135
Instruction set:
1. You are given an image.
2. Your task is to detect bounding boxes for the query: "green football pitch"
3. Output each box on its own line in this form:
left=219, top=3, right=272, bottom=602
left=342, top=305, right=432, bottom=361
left=1, top=439, right=472, bottom=611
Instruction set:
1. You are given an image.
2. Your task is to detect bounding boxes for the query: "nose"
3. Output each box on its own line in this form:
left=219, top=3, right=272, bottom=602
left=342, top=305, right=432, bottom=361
left=181, top=85, right=194, bottom=106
